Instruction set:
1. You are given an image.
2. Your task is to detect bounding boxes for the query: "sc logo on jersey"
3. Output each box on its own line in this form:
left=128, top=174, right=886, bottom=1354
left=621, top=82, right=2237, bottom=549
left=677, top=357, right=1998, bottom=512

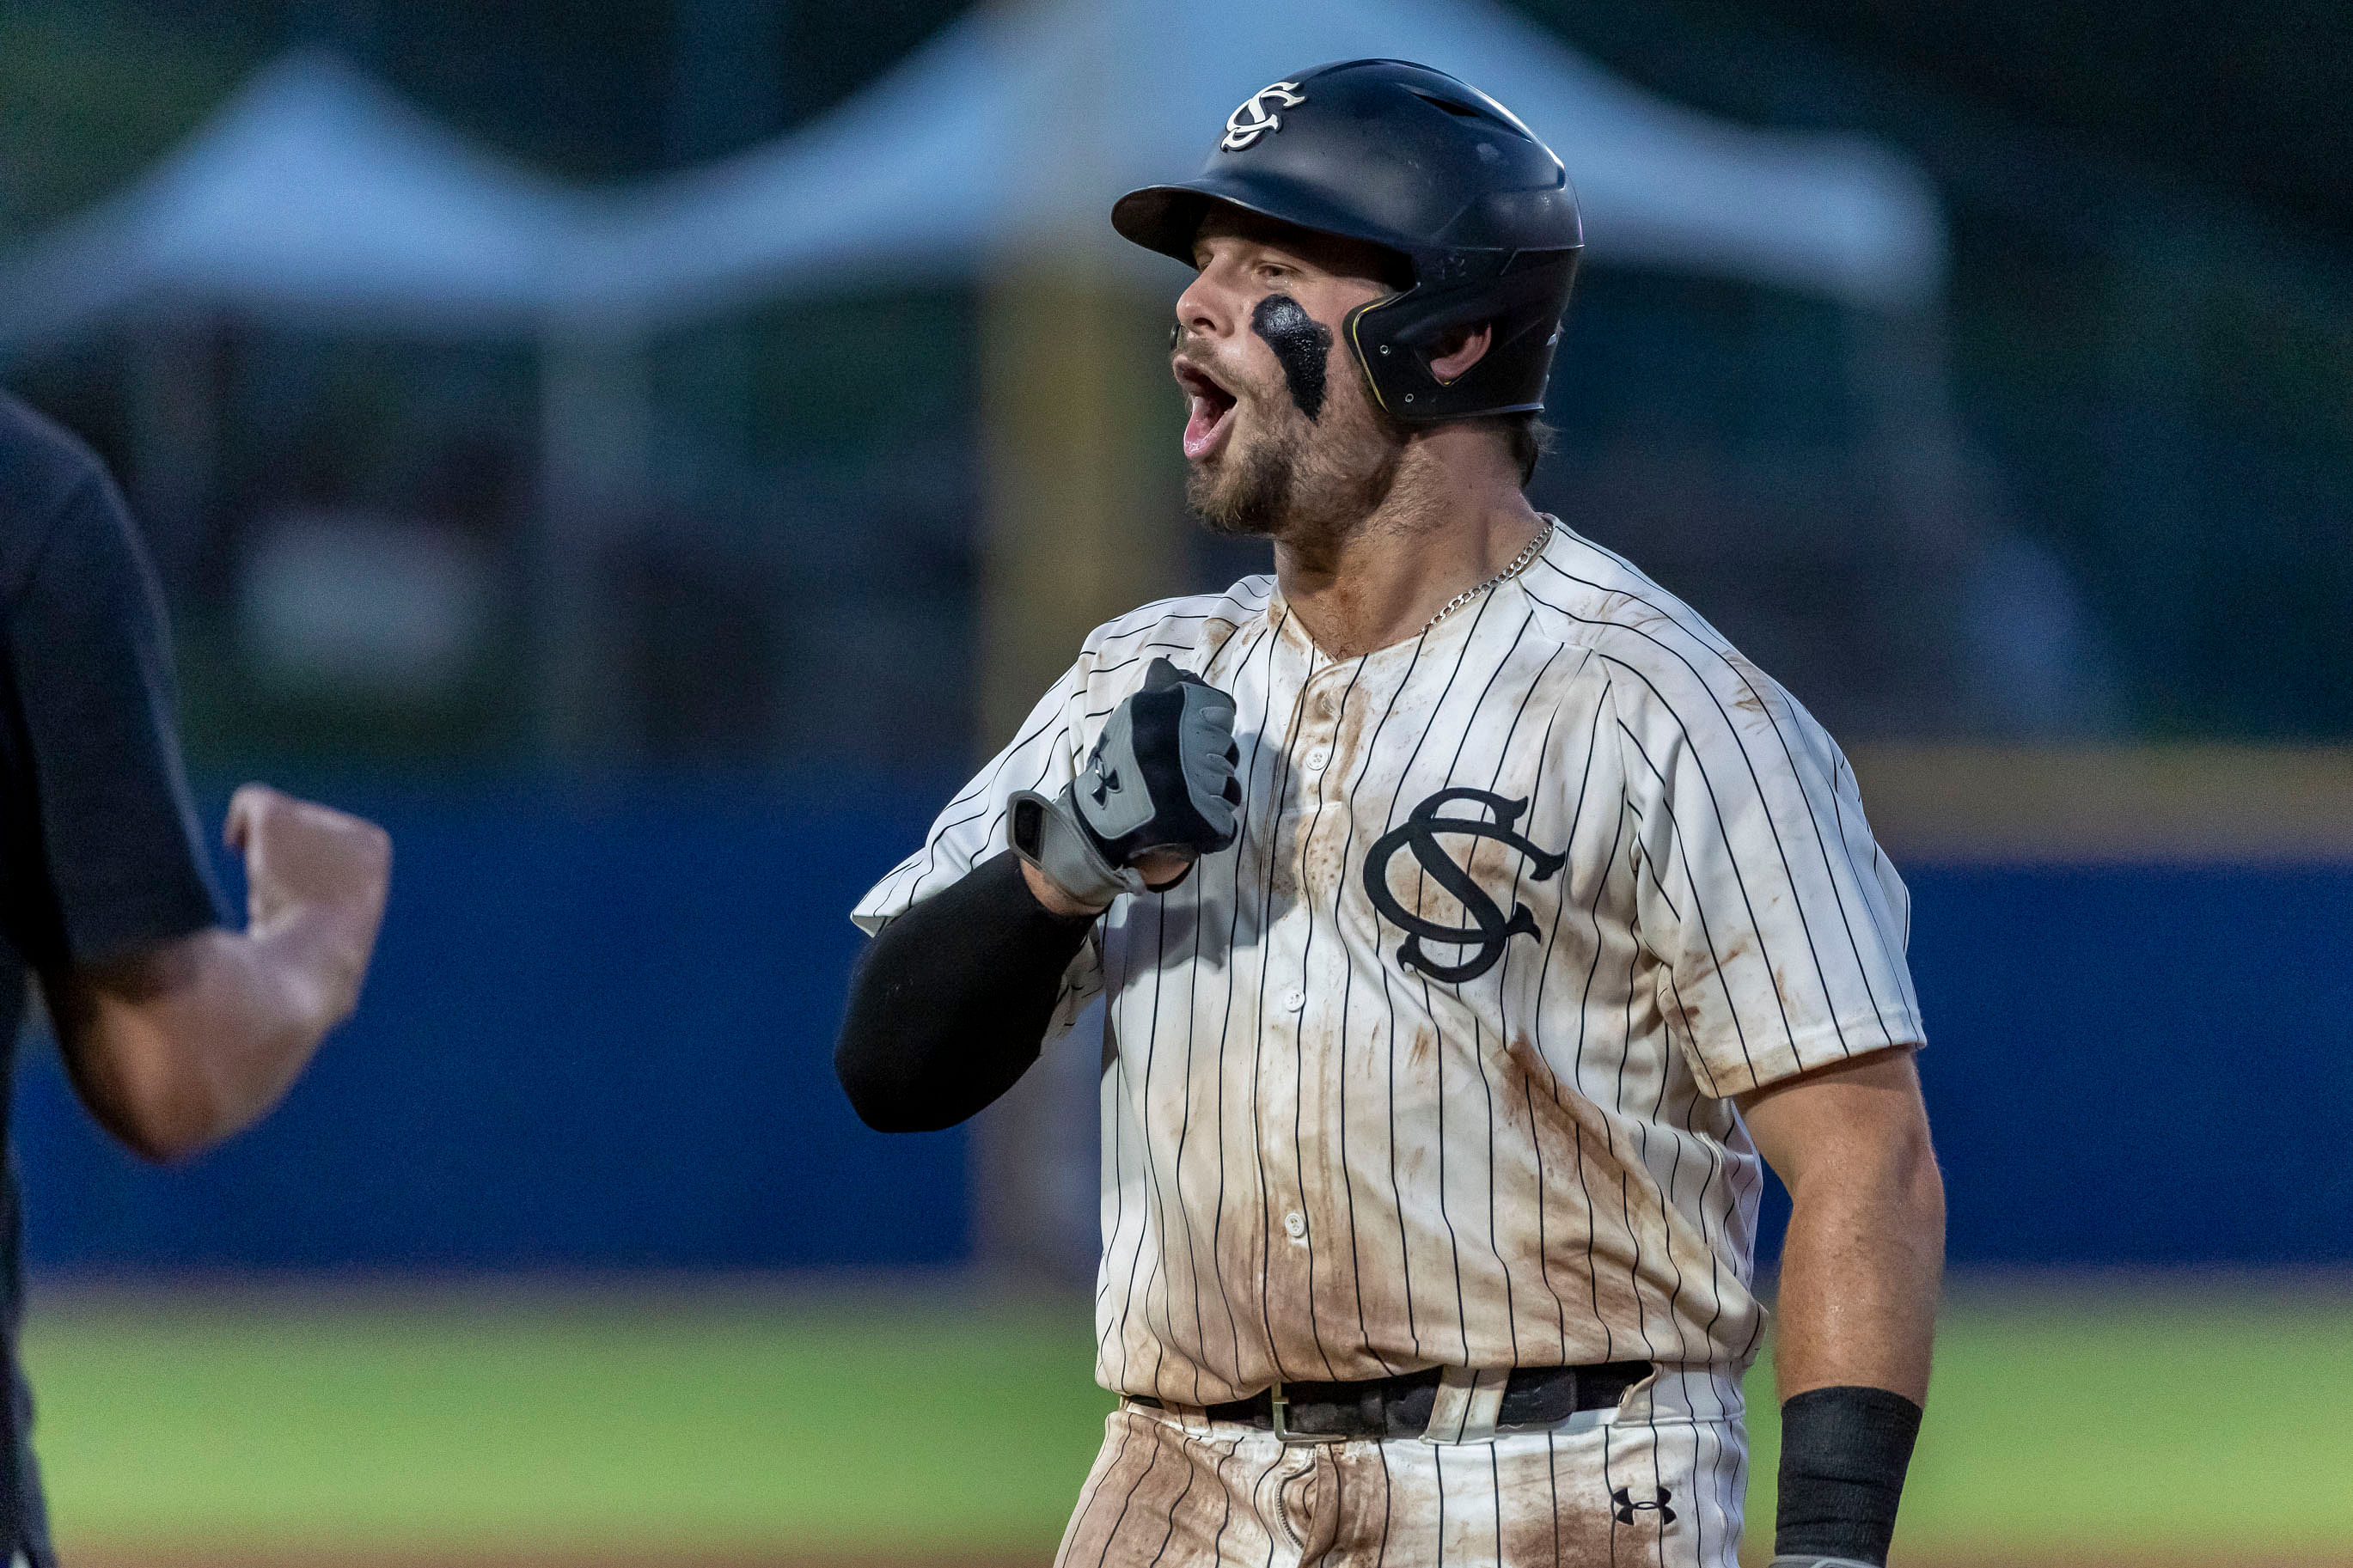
left=1221, top=81, right=1307, bottom=151
left=1365, top=788, right=1565, bottom=983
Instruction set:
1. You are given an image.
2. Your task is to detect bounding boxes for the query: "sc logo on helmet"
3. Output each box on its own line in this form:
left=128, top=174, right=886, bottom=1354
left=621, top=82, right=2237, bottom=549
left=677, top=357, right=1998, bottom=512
left=1221, top=81, right=1308, bottom=151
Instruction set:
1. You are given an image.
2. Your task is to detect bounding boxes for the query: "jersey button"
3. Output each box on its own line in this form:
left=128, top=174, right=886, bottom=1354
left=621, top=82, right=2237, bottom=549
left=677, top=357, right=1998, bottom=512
left=1304, top=747, right=1330, bottom=771
left=1283, top=1211, right=1307, bottom=1239
left=1280, top=985, right=1305, bottom=1011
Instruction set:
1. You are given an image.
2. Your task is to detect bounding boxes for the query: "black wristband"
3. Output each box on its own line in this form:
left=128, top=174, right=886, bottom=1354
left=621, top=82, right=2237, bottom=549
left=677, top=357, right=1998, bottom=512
left=1773, top=1385, right=1922, bottom=1566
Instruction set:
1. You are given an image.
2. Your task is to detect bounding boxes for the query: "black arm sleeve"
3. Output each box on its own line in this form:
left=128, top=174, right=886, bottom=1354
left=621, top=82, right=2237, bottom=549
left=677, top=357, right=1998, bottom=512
left=834, top=852, right=1097, bottom=1133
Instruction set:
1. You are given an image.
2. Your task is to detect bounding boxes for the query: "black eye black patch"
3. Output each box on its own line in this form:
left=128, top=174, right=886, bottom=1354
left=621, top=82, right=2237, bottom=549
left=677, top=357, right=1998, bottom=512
left=1251, top=294, right=1331, bottom=420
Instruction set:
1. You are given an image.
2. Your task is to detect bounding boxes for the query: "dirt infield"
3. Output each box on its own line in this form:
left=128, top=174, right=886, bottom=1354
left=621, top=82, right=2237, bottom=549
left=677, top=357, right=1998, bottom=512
left=58, top=1550, right=2353, bottom=1568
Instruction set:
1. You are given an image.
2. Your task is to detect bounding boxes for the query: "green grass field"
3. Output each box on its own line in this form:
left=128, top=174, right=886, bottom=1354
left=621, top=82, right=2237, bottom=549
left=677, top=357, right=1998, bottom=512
left=21, top=1278, right=2353, bottom=1562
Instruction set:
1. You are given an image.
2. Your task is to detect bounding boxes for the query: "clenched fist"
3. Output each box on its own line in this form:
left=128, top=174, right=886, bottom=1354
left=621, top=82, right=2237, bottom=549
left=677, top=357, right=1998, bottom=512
left=225, top=784, right=391, bottom=1027
left=1010, top=658, right=1244, bottom=913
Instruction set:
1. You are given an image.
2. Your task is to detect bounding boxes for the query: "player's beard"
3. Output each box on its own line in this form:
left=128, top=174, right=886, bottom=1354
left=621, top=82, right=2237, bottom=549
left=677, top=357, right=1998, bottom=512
left=1187, top=389, right=1406, bottom=546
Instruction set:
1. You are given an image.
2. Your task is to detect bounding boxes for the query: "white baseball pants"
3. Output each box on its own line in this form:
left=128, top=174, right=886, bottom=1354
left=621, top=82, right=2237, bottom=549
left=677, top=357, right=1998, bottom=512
left=1055, top=1372, right=1750, bottom=1567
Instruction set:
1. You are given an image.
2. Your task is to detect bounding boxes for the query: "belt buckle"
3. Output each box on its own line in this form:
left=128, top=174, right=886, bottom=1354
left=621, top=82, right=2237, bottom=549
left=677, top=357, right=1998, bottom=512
left=1268, top=1382, right=1348, bottom=1446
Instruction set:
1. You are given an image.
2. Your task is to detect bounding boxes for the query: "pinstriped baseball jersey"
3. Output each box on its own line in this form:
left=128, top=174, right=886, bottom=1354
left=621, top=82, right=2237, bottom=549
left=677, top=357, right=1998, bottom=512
left=853, top=522, right=1925, bottom=1406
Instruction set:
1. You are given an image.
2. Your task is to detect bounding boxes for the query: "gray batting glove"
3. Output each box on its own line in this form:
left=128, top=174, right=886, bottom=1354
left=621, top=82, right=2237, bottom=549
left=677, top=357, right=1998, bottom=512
left=1010, top=657, right=1243, bottom=910
left=1768, top=1558, right=1883, bottom=1567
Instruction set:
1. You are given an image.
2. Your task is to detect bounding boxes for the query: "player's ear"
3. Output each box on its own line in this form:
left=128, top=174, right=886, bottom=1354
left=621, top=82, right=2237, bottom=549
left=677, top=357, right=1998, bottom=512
left=1428, top=323, right=1494, bottom=384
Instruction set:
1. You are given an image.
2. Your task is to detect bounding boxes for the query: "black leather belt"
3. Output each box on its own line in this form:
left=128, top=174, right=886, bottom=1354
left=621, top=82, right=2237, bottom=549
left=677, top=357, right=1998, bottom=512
left=1131, top=1361, right=1652, bottom=1443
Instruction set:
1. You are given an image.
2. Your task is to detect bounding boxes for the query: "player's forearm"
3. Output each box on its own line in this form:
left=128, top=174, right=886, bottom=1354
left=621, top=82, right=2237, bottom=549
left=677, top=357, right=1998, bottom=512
left=1769, top=1119, right=1943, bottom=1405
left=1740, top=1048, right=1941, bottom=1566
left=52, top=916, right=370, bottom=1162
left=835, top=852, right=1097, bottom=1132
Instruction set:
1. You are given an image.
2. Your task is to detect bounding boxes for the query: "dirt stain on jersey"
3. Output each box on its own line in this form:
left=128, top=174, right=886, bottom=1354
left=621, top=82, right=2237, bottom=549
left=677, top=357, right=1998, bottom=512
left=1296, top=798, right=1360, bottom=902
left=1658, top=981, right=1697, bottom=1044
left=1727, top=652, right=1780, bottom=726
left=1598, top=589, right=1674, bottom=633
left=1504, top=1044, right=1690, bottom=1353
left=1501, top=1033, right=1562, bottom=1098
left=1302, top=833, right=1352, bottom=907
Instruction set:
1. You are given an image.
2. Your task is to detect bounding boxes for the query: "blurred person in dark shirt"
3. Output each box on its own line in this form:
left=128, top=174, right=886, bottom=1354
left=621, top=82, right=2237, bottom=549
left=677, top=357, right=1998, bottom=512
left=0, top=393, right=390, bottom=1566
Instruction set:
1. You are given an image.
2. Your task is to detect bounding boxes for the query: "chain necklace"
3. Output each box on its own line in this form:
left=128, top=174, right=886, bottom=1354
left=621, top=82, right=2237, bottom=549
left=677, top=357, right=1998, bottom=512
left=1421, top=517, right=1555, bottom=636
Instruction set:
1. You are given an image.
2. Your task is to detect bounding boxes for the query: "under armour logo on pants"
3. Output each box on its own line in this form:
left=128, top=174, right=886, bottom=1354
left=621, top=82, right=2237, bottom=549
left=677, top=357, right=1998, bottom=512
left=1611, top=1486, right=1676, bottom=1525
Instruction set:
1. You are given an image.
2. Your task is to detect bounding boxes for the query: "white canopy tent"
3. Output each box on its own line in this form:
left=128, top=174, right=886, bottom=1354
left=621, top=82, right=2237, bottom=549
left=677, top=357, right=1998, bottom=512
left=0, top=51, right=590, bottom=349
left=571, top=0, right=1947, bottom=326
left=0, top=52, right=630, bottom=759
left=0, top=3, right=1947, bottom=342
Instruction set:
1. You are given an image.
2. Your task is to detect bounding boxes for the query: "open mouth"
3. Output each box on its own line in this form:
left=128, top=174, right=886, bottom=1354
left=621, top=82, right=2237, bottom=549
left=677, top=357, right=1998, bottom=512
left=1175, top=360, right=1238, bottom=461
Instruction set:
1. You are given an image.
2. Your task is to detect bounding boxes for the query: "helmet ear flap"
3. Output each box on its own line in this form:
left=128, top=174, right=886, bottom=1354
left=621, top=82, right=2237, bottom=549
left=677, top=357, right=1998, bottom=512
left=1348, top=291, right=1492, bottom=418
left=1345, top=249, right=1580, bottom=424
left=1342, top=295, right=1409, bottom=418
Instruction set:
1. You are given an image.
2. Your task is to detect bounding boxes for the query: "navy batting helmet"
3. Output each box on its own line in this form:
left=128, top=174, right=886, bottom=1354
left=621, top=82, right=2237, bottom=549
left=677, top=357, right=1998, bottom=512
left=1113, top=59, right=1583, bottom=424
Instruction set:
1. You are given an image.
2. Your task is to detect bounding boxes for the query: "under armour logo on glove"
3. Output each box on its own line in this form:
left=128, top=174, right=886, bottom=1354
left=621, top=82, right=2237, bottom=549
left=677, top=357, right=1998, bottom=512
left=1610, top=1486, right=1675, bottom=1526
left=1010, top=658, right=1243, bottom=909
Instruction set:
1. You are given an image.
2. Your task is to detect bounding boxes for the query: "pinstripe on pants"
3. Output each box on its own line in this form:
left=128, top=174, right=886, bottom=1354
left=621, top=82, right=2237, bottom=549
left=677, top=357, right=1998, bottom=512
left=1054, top=1388, right=1746, bottom=1568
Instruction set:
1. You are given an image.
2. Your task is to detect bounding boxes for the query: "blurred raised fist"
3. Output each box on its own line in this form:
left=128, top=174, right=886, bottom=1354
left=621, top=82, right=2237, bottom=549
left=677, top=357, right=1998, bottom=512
left=224, top=784, right=391, bottom=1022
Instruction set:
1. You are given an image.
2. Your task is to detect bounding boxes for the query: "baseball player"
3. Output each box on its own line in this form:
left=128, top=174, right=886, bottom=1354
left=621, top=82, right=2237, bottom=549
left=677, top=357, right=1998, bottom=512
left=835, top=60, right=1941, bottom=1568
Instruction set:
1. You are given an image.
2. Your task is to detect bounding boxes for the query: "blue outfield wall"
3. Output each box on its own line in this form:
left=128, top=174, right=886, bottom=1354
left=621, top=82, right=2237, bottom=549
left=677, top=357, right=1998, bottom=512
left=1903, top=863, right=2353, bottom=1266
left=15, top=784, right=969, bottom=1272
left=15, top=788, right=2353, bottom=1272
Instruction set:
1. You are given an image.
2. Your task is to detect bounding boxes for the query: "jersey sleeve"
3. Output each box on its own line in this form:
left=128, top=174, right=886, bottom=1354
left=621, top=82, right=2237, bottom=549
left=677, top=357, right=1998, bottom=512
left=0, top=452, right=223, bottom=972
left=1608, top=650, right=1923, bottom=1099
left=850, top=658, right=1103, bottom=1018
